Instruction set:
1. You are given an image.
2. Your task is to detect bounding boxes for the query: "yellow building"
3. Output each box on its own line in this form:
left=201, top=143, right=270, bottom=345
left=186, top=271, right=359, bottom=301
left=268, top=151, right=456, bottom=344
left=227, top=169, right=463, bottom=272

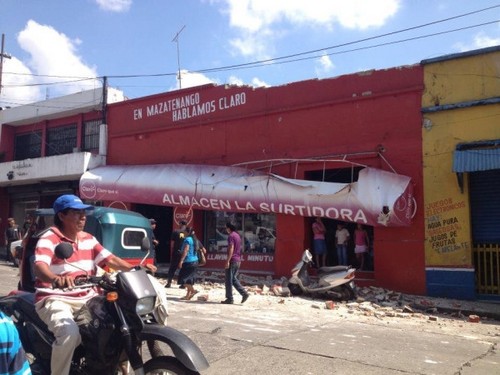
left=422, top=46, right=500, bottom=300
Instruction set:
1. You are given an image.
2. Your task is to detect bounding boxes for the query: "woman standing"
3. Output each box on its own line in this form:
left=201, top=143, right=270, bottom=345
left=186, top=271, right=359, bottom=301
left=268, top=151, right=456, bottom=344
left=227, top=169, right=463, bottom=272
left=177, top=227, right=200, bottom=300
left=312, top=217, right=327, bottom=268
left=354, top=223, right=369, bottom=270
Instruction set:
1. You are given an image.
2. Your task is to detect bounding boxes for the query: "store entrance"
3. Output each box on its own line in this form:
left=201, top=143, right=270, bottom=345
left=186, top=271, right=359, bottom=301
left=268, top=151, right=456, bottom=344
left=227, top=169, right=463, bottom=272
left=306, top=167, right=374, bottom=271
left=319, top=218, right=374, bottom=271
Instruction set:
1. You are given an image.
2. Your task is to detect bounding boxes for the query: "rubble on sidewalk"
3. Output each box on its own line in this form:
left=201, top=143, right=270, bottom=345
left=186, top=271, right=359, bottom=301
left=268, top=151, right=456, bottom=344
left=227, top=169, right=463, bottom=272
left=158, top=269, right=499, bottom=324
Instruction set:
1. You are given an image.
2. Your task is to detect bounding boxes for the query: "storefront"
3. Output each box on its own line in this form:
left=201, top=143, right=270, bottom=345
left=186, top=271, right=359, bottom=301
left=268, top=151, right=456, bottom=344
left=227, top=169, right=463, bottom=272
left=421, top=46, right=500, bottom=300
left=87, top=66, right=426, bottom=294
left=0, top=88, right=125, bottom=249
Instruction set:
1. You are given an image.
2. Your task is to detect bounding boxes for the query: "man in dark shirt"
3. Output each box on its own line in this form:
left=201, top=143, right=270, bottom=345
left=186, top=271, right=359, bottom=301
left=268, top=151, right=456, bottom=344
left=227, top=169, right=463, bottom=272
left=165, top=220, right=187, bottom=288
left=4, top=218, right=21, bottom=264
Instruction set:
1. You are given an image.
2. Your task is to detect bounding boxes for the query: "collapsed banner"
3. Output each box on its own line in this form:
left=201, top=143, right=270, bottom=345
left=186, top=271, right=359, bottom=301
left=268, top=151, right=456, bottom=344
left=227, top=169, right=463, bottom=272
left=79, top=164, right=415, bottom=227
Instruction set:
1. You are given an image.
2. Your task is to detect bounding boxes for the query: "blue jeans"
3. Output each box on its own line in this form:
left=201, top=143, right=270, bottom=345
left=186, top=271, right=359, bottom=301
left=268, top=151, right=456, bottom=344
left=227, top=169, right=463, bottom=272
left=337, top=244, right=348, bottom=265
left=225, top=261, right=247, bottom=301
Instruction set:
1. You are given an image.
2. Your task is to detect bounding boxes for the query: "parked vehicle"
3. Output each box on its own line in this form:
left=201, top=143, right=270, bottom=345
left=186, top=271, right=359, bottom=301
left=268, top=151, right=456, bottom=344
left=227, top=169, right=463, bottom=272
left=288, top=249, right=357, bottom=300
left=17, top=207, right=155, bottom=292
left=0, top=238, right=210, bottom=374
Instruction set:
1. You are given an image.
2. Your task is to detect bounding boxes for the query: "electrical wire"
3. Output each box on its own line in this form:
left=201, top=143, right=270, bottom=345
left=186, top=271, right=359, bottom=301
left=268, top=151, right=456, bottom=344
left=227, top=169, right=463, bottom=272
left=1, top=5, right=499, bottom=90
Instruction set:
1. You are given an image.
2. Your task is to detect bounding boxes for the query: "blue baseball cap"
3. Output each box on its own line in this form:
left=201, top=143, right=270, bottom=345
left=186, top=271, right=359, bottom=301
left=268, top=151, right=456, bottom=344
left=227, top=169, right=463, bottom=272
left=53, top=194, right=94, bottom=214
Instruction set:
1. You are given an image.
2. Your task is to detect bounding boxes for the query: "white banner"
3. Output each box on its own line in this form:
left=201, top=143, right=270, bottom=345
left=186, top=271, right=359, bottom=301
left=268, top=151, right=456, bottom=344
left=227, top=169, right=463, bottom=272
left=80, top=164, right=415, bottom=227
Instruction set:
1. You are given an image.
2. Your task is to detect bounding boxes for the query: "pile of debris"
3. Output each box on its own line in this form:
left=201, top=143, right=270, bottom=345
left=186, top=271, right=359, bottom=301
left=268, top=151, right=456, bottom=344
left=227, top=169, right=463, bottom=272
left=186, top=270, right=492, bottom=324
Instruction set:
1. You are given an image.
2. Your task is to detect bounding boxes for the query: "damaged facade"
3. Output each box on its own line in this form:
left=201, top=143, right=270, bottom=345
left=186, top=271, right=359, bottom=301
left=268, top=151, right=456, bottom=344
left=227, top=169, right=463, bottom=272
left=1, top=46, right=499, bottom=300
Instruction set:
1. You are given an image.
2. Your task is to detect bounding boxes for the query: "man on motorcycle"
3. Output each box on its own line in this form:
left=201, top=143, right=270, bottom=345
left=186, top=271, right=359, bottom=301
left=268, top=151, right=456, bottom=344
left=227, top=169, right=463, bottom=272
left=32, top=194, right=157, bottom=375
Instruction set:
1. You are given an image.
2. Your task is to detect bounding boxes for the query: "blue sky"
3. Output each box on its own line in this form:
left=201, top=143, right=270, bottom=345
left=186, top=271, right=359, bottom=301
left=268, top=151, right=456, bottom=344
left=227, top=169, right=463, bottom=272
left=0, top=0, right=499, bottom=108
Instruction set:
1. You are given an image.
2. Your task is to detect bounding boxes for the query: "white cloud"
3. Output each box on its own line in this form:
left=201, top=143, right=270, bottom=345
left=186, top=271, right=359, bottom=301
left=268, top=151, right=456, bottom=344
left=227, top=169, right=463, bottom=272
left=95, top=0, right=132, bottom=12
left=171, top=70, right=217, bottom=90
left=455, top=32, right=500, bottom=52
left=1, top=20, right=101, bottom=107
left=250, top=77, right=269, bottom=87
left=227, top=75, right=269, bottom=87
left=222, top=0, right=400, bottom=58
left=0, top=57, right=41, bottom=107
left=315, top=54, right=335, bottom=77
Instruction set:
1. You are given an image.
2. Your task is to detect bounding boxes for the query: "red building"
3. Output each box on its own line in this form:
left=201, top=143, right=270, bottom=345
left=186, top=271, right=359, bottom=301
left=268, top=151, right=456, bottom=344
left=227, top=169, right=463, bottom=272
left=85, top=65, right=425, bottom=294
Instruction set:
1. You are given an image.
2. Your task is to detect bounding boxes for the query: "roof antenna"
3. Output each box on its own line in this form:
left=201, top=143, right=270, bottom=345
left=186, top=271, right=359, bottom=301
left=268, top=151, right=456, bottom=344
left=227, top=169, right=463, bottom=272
left=172, top=25, right=186, bottom=89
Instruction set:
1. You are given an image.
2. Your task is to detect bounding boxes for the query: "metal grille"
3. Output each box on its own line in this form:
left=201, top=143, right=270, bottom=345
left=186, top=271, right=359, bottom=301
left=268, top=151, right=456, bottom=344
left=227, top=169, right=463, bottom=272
left=46, top=124, right=77, bottom=156
left=83, top=119, right=101, bottom=152
left=473, top=244, right=500, bottom=295
left=14, top=132, right=42, bottom=160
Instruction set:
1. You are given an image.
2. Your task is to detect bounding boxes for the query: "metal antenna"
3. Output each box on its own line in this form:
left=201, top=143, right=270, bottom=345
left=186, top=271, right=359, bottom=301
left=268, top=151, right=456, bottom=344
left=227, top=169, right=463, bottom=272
left=172, top=25, right=186, bottom=89
left=0, top=34, right=12, bottom=95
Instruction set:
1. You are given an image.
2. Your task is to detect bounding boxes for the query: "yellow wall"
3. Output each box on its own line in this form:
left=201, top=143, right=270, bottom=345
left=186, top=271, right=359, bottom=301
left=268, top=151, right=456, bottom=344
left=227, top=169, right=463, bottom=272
left=422, top=49, right=500, bottom=267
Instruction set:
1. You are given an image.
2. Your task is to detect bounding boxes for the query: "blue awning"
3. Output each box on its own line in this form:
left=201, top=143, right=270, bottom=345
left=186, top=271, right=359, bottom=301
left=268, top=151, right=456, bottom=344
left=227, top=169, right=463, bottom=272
left=453, top=148, right=500, bottom=172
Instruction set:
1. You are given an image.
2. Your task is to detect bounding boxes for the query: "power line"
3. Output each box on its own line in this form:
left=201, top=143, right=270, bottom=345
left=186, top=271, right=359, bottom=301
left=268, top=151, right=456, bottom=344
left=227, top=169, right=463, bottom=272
left=1, top=5, right=499, bottom=89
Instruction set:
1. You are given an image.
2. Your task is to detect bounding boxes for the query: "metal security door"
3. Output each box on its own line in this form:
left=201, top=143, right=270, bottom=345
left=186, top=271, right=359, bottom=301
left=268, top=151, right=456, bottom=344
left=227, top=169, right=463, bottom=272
left=470, top=170, right=500, bottom=297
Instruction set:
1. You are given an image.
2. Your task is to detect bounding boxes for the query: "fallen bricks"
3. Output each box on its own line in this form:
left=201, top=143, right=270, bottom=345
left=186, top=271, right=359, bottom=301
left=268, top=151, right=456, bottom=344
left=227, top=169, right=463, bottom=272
left=161, top=270, right=498, bottom=324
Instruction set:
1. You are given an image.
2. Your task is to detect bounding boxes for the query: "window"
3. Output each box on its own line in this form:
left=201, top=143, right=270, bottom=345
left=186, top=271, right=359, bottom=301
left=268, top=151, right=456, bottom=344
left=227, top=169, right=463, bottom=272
left=122, top=228, right=147, bottom=249
left=83, top=119, right=102, bottom=153
left=46, top=124, right=77, bottom=156
left=14, top=132, right=42, bottom=160
left=205, top=211, right=276, bottom=254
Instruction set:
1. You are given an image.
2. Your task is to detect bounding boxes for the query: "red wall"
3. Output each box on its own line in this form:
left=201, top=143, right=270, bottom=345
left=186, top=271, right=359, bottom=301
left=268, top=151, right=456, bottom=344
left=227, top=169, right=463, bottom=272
left=106, top=66, right=426, bottom=294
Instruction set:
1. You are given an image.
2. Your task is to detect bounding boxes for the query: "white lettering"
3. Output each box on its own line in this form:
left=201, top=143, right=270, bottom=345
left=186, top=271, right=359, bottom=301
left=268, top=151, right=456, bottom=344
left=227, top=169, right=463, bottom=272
left=163, top=194, right=368, bottom=223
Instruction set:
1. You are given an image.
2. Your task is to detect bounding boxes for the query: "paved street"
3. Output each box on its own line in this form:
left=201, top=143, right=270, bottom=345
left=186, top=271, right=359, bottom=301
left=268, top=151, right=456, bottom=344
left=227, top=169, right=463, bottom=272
left=0, top=261, right=499, bottom=374
left=162, top=284, right=500, bottom=375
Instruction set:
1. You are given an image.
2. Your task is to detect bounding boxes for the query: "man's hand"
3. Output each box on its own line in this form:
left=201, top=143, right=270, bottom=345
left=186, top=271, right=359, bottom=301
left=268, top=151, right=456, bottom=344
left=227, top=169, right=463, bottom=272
left=51, top=275, right=75, bottom=289
left=144, top=263, right=157, bottom=273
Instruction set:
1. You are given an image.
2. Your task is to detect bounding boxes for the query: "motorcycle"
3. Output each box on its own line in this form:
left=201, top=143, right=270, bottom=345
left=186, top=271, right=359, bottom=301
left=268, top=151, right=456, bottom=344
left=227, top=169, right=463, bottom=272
left=288, top=249, right=357, bottom=300
left=0, top=238, right=209, bottom=375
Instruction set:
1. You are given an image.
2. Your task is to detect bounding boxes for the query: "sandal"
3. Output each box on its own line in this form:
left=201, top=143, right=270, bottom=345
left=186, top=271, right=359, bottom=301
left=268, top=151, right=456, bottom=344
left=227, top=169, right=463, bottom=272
left=180, top=295, right=190, bottom=300
left=187, top=290, right=199, bottom=301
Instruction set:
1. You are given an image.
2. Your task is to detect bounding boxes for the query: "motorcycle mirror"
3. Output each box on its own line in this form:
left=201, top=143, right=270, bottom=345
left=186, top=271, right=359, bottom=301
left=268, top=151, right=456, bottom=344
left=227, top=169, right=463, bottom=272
left=54, top=242, right=74, bottom=260
left=141, top=236, right=151, bottom=252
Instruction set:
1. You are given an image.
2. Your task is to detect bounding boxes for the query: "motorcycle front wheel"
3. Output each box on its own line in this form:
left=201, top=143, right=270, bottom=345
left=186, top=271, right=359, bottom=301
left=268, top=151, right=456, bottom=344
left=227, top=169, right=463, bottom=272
left=143, top=356, right=199, bottom=375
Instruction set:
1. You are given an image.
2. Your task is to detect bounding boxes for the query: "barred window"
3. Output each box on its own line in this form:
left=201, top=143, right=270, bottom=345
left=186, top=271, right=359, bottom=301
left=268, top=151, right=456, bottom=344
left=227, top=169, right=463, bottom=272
left=46, top=124, right=77, bottom=156
left=14, top=132, right=42, bottom=160
left=83, top=119, right=102, bottom=153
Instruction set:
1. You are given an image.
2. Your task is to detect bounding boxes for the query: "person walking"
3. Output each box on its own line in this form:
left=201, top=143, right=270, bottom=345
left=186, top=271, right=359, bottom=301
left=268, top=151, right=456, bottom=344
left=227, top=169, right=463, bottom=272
left=221, top=222, right=249, bottom=304
left=150, top=218, right=159, bottom=267
left=335, top=223, right=350, bottom=266
left=165, top=220, right=187, bottom=288
left=177, top=227, right=200, bottom=301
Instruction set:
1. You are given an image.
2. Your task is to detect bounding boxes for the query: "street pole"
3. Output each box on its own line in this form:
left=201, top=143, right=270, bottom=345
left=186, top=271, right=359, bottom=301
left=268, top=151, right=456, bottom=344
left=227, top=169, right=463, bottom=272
left=0, top=34, right=12, bottom=95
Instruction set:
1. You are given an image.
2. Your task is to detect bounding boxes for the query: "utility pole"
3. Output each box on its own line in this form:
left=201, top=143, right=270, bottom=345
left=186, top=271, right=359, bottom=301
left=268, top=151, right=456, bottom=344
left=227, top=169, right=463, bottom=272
left=0, top=34, right=12, bottom=95
left=172, top=25, right=186, bottom=89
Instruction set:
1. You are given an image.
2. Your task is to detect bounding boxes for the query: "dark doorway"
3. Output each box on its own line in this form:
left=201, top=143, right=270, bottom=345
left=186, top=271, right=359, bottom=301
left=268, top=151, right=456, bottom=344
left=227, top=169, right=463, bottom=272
left=135, top=204, right=173, bottom=263
left=305, top=167, right=374, bottom=270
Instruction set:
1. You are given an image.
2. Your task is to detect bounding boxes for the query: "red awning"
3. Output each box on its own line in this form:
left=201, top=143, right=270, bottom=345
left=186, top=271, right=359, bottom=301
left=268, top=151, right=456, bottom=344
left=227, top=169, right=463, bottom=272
left=80, top=164, right=415, bottom=227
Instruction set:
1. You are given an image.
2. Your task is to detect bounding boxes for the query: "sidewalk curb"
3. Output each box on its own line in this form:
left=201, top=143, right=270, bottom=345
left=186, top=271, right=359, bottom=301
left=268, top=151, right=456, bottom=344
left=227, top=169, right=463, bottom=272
left=411, top=302, right=500, bottom=322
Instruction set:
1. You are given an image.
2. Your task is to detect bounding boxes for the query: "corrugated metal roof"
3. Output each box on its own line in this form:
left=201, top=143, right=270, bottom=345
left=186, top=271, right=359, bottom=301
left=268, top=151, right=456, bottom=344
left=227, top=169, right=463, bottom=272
left=453, top=149, right=500, bottom=172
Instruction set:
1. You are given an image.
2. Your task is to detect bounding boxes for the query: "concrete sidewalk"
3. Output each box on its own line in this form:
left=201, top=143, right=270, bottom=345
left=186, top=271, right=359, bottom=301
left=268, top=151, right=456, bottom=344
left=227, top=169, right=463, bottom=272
left=154, top=262, right=500, bottom=322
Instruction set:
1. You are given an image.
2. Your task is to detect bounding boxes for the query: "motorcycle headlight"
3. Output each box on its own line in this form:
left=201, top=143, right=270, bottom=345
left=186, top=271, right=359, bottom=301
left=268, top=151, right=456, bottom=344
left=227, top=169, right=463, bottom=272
left=136, top=296, right=156, bottom=315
